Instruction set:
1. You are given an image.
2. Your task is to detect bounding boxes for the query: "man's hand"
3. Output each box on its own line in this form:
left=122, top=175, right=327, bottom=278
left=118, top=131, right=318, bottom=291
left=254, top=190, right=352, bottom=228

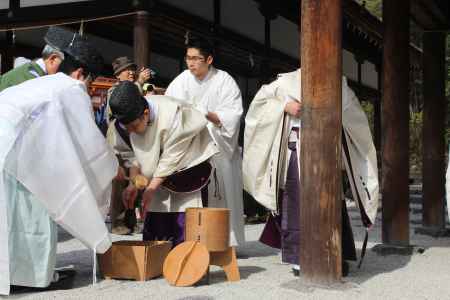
left=206, top=112, right=222, bottom=127
left=122, top=184, right=138, bottom=209
left=141, top=186, right=155, bottom=217
left=137, top=67, right=152, bottom=85
left=284, top=101, right=302, bottom=118
left=141, top=177, right=165, bottom=216
left=115, top=166, right=127, bottom=181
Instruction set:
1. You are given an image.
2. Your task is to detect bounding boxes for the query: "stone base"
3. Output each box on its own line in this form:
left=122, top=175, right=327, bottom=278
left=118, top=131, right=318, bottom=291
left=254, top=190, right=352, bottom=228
left=371, top=244, right=422, bottom=256
left=415, top=227, right=450, bottom=238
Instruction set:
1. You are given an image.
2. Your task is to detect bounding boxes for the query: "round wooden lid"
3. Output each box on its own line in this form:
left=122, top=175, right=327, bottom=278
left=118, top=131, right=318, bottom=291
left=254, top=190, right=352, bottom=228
left=163, top=241, right=210, bottom=287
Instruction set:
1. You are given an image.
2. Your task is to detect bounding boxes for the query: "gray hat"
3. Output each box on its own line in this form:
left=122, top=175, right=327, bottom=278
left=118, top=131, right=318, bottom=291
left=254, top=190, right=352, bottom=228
left=112, top=56, right=137, bottom=76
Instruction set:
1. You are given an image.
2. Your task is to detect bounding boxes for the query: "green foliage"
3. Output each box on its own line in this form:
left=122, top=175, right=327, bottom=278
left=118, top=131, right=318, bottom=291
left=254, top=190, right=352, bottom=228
left=354, top=0, right=382, bottom=18
left=360, top=101, right=374, bottom=136
left=410, top=111, right=423, bottom=175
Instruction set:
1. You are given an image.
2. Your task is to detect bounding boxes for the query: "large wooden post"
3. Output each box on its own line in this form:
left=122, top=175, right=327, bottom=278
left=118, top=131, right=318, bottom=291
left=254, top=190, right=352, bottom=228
left=299, top=0, right=343, bottom=284
left=258, top=1, right=277, bottom=84
left=1, top=30, right=14, bottom=74
left=419, top=32, right=447, bottom=236
left=381, top=0, right=410, bottom=246
left=133, top=10, right=150, bottom=69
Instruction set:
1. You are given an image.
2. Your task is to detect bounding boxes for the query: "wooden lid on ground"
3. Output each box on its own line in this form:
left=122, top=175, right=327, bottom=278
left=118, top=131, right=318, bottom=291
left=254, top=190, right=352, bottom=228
left=163, top=241, right=210, bottom=287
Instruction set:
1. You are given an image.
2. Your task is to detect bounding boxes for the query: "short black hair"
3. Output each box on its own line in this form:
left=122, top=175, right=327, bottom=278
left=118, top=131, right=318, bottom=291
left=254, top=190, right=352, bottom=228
left=109, top=81, right=149, bottom=125
left=186, top=37, right=215, bottom=58
left=58, top=54, right=84, bottom=76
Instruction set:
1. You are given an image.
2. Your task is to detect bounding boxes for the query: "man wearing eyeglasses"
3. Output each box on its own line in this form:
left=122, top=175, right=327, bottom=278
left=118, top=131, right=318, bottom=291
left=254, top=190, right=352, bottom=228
left=165, top=37, right=245, bottom=247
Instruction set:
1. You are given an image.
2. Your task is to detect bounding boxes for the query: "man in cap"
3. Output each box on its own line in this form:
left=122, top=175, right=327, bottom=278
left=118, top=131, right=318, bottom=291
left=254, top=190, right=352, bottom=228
left=0, top=26, right=72, bottom=92
left=104, top=57, right=153, bottom=235
left=0, top=33, right=117, bottom=295
left=107, top=81, right=218, bottom=247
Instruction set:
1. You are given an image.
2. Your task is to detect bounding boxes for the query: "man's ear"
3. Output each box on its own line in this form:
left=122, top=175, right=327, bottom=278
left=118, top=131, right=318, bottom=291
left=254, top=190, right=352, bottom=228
left=206, top=55, right=213, bottom=66
left=48, top=53, right=60, bottom=62
left=70, top=67, right=84, bottom=80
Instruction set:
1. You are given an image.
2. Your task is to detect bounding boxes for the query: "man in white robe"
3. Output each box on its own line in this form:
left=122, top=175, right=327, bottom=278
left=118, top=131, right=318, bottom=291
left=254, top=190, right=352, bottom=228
left=243, top=69, right=379, bottom=276
left=0, top=35, right=117, bottom=295
left=165, top=37, right=245, bottom=246
left=108, top=81, right=218, bottom=247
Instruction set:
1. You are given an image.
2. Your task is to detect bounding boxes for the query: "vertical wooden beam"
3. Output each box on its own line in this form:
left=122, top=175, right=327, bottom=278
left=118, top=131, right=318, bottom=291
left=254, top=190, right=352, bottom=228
left=420, top=32, right=447, bottom=235
left=213, top=0, right=221, bottom=64
left=133, top=10, right=150, bottom=69
left=356, top=56, right=363, bottom=97
left=1, top=30, right=14, bottom=75
left=300, top=0, right=343, bottom=284
left=214, top=0, right=221, bottom=28
left=381, top=0, right=410, bottom=246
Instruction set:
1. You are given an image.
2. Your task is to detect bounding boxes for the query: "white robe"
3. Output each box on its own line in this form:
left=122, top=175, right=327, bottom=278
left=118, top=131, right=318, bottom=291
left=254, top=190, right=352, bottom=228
left=243, top=69, right=379, bottom=226
left=0, top=73, right=117, bottom=295
left=127, top=95, right=219, bottom=212
left=165, top=67, right=246, bottom=246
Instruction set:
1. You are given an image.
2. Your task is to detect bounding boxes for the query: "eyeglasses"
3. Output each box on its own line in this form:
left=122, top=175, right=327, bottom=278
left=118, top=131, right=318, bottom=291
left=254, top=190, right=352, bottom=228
left=184, top=55, right=206, bottom=63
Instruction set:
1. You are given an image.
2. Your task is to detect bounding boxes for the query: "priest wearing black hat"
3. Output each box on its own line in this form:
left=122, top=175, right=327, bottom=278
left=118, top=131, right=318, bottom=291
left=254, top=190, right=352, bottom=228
left=0, top=32, right=118, bottom=295
left=0, top=26, right=74, bottom=92
left=105, top=56, right=154, bottom=235
left=107, top=81, right=218, bottom=247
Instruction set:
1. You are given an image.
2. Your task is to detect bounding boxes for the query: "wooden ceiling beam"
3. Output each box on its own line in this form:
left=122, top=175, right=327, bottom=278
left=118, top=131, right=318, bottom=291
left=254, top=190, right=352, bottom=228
left=411, top=0, right=449, bottom=30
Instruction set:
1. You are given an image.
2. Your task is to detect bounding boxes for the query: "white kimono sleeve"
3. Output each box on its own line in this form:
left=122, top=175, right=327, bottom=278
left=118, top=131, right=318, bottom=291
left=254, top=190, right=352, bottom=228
left=5, top=85, right=117, bottom=254
left=211, top=76, right=243, bottom=157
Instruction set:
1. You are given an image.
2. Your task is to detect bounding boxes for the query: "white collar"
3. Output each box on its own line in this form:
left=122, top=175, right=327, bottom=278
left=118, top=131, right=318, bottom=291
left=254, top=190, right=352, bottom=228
left=193, top=66, right=216, bottom=84
left=35, top=58, right=47, bottom=74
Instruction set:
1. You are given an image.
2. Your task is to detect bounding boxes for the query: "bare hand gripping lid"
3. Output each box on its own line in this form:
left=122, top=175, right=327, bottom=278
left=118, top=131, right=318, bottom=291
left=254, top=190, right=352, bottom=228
left=163, top=241, right=210, bottom=287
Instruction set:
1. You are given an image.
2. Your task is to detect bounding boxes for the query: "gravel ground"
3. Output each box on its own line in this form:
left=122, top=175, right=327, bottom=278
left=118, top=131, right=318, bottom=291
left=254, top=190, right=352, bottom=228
left=7, top=200, right=450, bottom=300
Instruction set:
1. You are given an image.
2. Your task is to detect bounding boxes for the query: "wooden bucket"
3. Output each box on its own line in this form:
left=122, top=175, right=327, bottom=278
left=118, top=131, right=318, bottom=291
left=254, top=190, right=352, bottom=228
left=185, top=208, right=230, bottom=252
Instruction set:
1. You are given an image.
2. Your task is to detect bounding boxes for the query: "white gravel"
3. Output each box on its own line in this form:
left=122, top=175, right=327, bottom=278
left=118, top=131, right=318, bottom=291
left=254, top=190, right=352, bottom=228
left=7, top=201, right=450, bottom=300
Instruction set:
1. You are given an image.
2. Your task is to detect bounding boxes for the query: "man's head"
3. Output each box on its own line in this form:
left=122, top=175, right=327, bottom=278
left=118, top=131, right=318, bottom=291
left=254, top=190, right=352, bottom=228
left=42, top=26, right=74, bottom=75
left=58, top=35, right=104, bottom=87
left=41, top=45, right=64, bottom=74
left=112, top=57, right=137, bottom=82
left=109, top=81, right=150, bottom=134
left=185, top=37, right=214, bottom=80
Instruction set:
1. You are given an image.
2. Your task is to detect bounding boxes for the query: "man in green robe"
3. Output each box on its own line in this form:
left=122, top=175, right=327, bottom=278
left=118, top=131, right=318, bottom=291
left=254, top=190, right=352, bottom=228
left=0, top=26, right=71, bottom=92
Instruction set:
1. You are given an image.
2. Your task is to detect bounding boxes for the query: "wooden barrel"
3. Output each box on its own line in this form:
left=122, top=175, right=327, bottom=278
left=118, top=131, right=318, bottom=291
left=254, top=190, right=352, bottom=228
left=185, top=208, right=230, bottom=252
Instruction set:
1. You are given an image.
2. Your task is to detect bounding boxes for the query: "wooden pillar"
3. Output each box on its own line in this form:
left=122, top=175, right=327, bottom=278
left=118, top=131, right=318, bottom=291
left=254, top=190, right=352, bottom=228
left=420, top=32, right=447, bottom=234
left=1, top=30, right=14, bottom=74
left=381, top=0, right=410, bottom=246
left=299, top=0, right=343, bottom=284
left=258, top=1, right=277, bottom=84
left=213, top=0, right=221, bottom=64
left=356, top=56, right=363, bottom=97
left=133, top=10, right=150, bottom=69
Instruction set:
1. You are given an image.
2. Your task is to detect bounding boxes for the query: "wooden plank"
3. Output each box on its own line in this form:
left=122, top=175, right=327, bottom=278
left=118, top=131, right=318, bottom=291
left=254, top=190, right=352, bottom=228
left=381, top=0, right=410, bottom=246
left=421, top=32, right=447, bottom=231
left=299, top=0, right=343, bottom=284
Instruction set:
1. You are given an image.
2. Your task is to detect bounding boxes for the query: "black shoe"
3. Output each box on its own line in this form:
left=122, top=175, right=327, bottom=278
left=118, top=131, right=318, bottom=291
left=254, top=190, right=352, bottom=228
left=342, top=261, right=349, bottom=277
left=292, top=268, right=300, bottom=277
left=124, top=209, right=137, bottom=232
